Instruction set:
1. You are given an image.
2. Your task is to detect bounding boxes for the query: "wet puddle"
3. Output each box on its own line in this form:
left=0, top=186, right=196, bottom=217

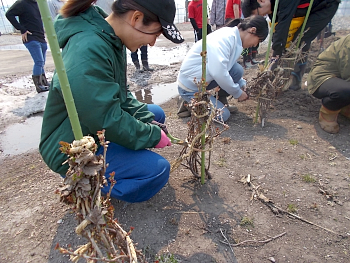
left=0, top=82, right=179, bottom=156
left=0, top=116, right=42, bottom=156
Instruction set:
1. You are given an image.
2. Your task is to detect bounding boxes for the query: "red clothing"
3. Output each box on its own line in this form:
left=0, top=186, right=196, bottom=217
left=225, top=0, right=241, bottom=19
left=188, top=0, right=203, bottom=29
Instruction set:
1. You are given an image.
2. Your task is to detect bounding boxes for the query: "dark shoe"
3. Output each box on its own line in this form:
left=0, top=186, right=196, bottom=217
left=142, top=60, right=154, bottom=71
left=177, top=100, right=191, bottom=118
left=132, top=60, right=141, bottom=71
left=32, top=75, right=49, bottom=93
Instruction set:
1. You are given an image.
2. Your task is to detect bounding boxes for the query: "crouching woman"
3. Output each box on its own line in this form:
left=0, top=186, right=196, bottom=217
left=307, top=34, right=350, bottom=134
left=177, top=15, right=268, bottom=121
left=39, top=0, right=184, bottom=203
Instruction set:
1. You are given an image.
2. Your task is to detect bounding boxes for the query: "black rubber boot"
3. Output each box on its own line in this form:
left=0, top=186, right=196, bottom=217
left=289, top=59, right=307, bottom=91
left=133, top=60, right=141, bottom=71
left=32, top=75, right=49, bottom=93
left=142, top=60, right=154, bottom=71
left=41, top=73, right=50, bottom=87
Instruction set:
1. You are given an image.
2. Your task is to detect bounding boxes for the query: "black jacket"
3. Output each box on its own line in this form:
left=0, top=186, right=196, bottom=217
left=269, top=0, right=334, bottom=56
left=6, top=0, right=46, bottom=43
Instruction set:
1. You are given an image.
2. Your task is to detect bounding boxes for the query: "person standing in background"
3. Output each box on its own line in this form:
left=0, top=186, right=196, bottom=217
left=47, top=0, right=65, bottom=20
left=188, top=0, right=212, bottom=42
left=225, top=0, right=241, bottom=23
left=6, top=0, right=50, bottom=93
left=131, top=45, right=154, bottom=72
left=210, top=0, right=226, bottom=30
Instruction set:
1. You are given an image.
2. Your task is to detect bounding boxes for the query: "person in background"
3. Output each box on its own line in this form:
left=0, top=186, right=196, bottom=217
left=131, top=45, right=154, bottom=72
left=47, top=0, right=65, bottom=20
left=6, top=0, right=50, bottom=93
left=177, top=16, right=268, bottom=121
left=307, top=34, right=350, bottom=134
left=210, top=0, right=226, bottom=30
left=225, top=0, right=255, bottom=69
left=188, top=0, right=212, bottom=42
left=225, top=0, right=241, bottom=23
left=242, top=0, right=340, bottom=91
left=39, top=0, right=184, bottom=203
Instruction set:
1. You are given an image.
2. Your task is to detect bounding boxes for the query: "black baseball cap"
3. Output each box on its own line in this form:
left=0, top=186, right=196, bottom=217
left=133, top=0, right=184, bottom=43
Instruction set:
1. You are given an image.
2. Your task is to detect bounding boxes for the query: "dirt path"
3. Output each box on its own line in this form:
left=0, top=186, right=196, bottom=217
left=0, top=25, right=350, bottom=263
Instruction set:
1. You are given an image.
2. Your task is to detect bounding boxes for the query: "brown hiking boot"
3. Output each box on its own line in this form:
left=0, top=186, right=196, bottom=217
left=319, top=105, right=340, bottom=134
left=340, top=105, right=350, bottom=119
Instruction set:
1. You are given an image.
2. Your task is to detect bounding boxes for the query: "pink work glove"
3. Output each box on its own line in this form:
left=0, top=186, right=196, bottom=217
left=155, top=130, right=171, bottom=148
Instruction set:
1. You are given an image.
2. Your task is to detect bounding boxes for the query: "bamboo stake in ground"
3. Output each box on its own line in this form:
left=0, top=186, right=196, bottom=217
left=200, top=0, right=208, bottom=184
left=264, top=0, right=279, bottom=68
left=296, top=0, right=314, bottom=49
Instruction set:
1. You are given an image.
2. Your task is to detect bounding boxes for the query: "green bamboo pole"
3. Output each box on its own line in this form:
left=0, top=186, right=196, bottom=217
left=264, top=0, right=279, bottom=68
left=200, top=0, right=208, bottom=184
left=37, top=0, right=83, bottom=140
left=296, top=0, right=314, bottom=49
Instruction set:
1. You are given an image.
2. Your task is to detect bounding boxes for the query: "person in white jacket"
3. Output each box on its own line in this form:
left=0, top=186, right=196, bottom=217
left=177, top=15, right=268, bottom=121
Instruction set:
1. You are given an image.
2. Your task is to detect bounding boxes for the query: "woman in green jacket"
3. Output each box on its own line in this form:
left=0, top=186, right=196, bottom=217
left=307, top=34, right=350, bottom=134
left=39, top=0, right=184, bottom=202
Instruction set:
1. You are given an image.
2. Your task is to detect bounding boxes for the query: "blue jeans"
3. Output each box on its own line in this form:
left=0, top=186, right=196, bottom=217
left=96, top=104, right=170, bottom=203
left=178, top=63, right=244, bottom=121
left=24, top=40, right=47, bottom=76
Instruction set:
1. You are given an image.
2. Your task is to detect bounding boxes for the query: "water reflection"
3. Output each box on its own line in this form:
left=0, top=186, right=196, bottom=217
left=134, top=89, right=153, bottom=104
left=131, top=82, right=178, bottom=105
left=0, top=116, right=42, bottom=156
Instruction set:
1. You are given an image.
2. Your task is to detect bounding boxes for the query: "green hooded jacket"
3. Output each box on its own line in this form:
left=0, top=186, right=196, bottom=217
left=307, top=34, right=350, bottom=95
left=39, top=6, right=161, bottom=175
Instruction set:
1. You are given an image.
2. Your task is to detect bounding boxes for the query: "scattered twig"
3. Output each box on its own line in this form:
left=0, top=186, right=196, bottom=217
left=219, top=231, right=286, bottom=247
left=219, top=228, right=235, bottom=254
left=239, top=174, right=344, bottom=237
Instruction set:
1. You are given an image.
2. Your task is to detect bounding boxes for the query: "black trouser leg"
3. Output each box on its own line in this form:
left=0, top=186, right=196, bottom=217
left=312, top=78, right=350, bottom=111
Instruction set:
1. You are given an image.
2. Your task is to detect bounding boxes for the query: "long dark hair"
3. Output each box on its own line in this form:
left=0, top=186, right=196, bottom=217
left=61, top=0, right=159, bottom=26
left=225, top=15, right=268, bottom=42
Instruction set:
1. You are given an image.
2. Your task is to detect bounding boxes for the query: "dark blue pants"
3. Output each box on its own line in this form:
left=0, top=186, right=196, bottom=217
left=131, top=45, right=148, bottom=62
left=96, top=104, right=170, bottom=203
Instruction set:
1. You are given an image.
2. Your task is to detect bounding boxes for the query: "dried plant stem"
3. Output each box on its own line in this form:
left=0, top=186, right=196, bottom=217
left=219, top=230, right=286, bottom=247
left=239, top=174, right=343, bottom=237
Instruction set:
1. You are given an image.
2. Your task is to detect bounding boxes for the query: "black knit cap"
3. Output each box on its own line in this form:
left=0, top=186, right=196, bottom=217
left=133, top=0, right=184, bottom=43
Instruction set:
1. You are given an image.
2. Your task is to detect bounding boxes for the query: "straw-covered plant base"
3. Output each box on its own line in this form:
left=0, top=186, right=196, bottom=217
left=56, top=130, right=145, bottom=263
left=171, top=86, right=229, bottom=180
left=248, top=39, right=307, bottom=126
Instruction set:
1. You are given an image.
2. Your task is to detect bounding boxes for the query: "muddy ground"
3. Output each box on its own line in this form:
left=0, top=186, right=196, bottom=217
left=0, top=23, right=350, bottom=263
